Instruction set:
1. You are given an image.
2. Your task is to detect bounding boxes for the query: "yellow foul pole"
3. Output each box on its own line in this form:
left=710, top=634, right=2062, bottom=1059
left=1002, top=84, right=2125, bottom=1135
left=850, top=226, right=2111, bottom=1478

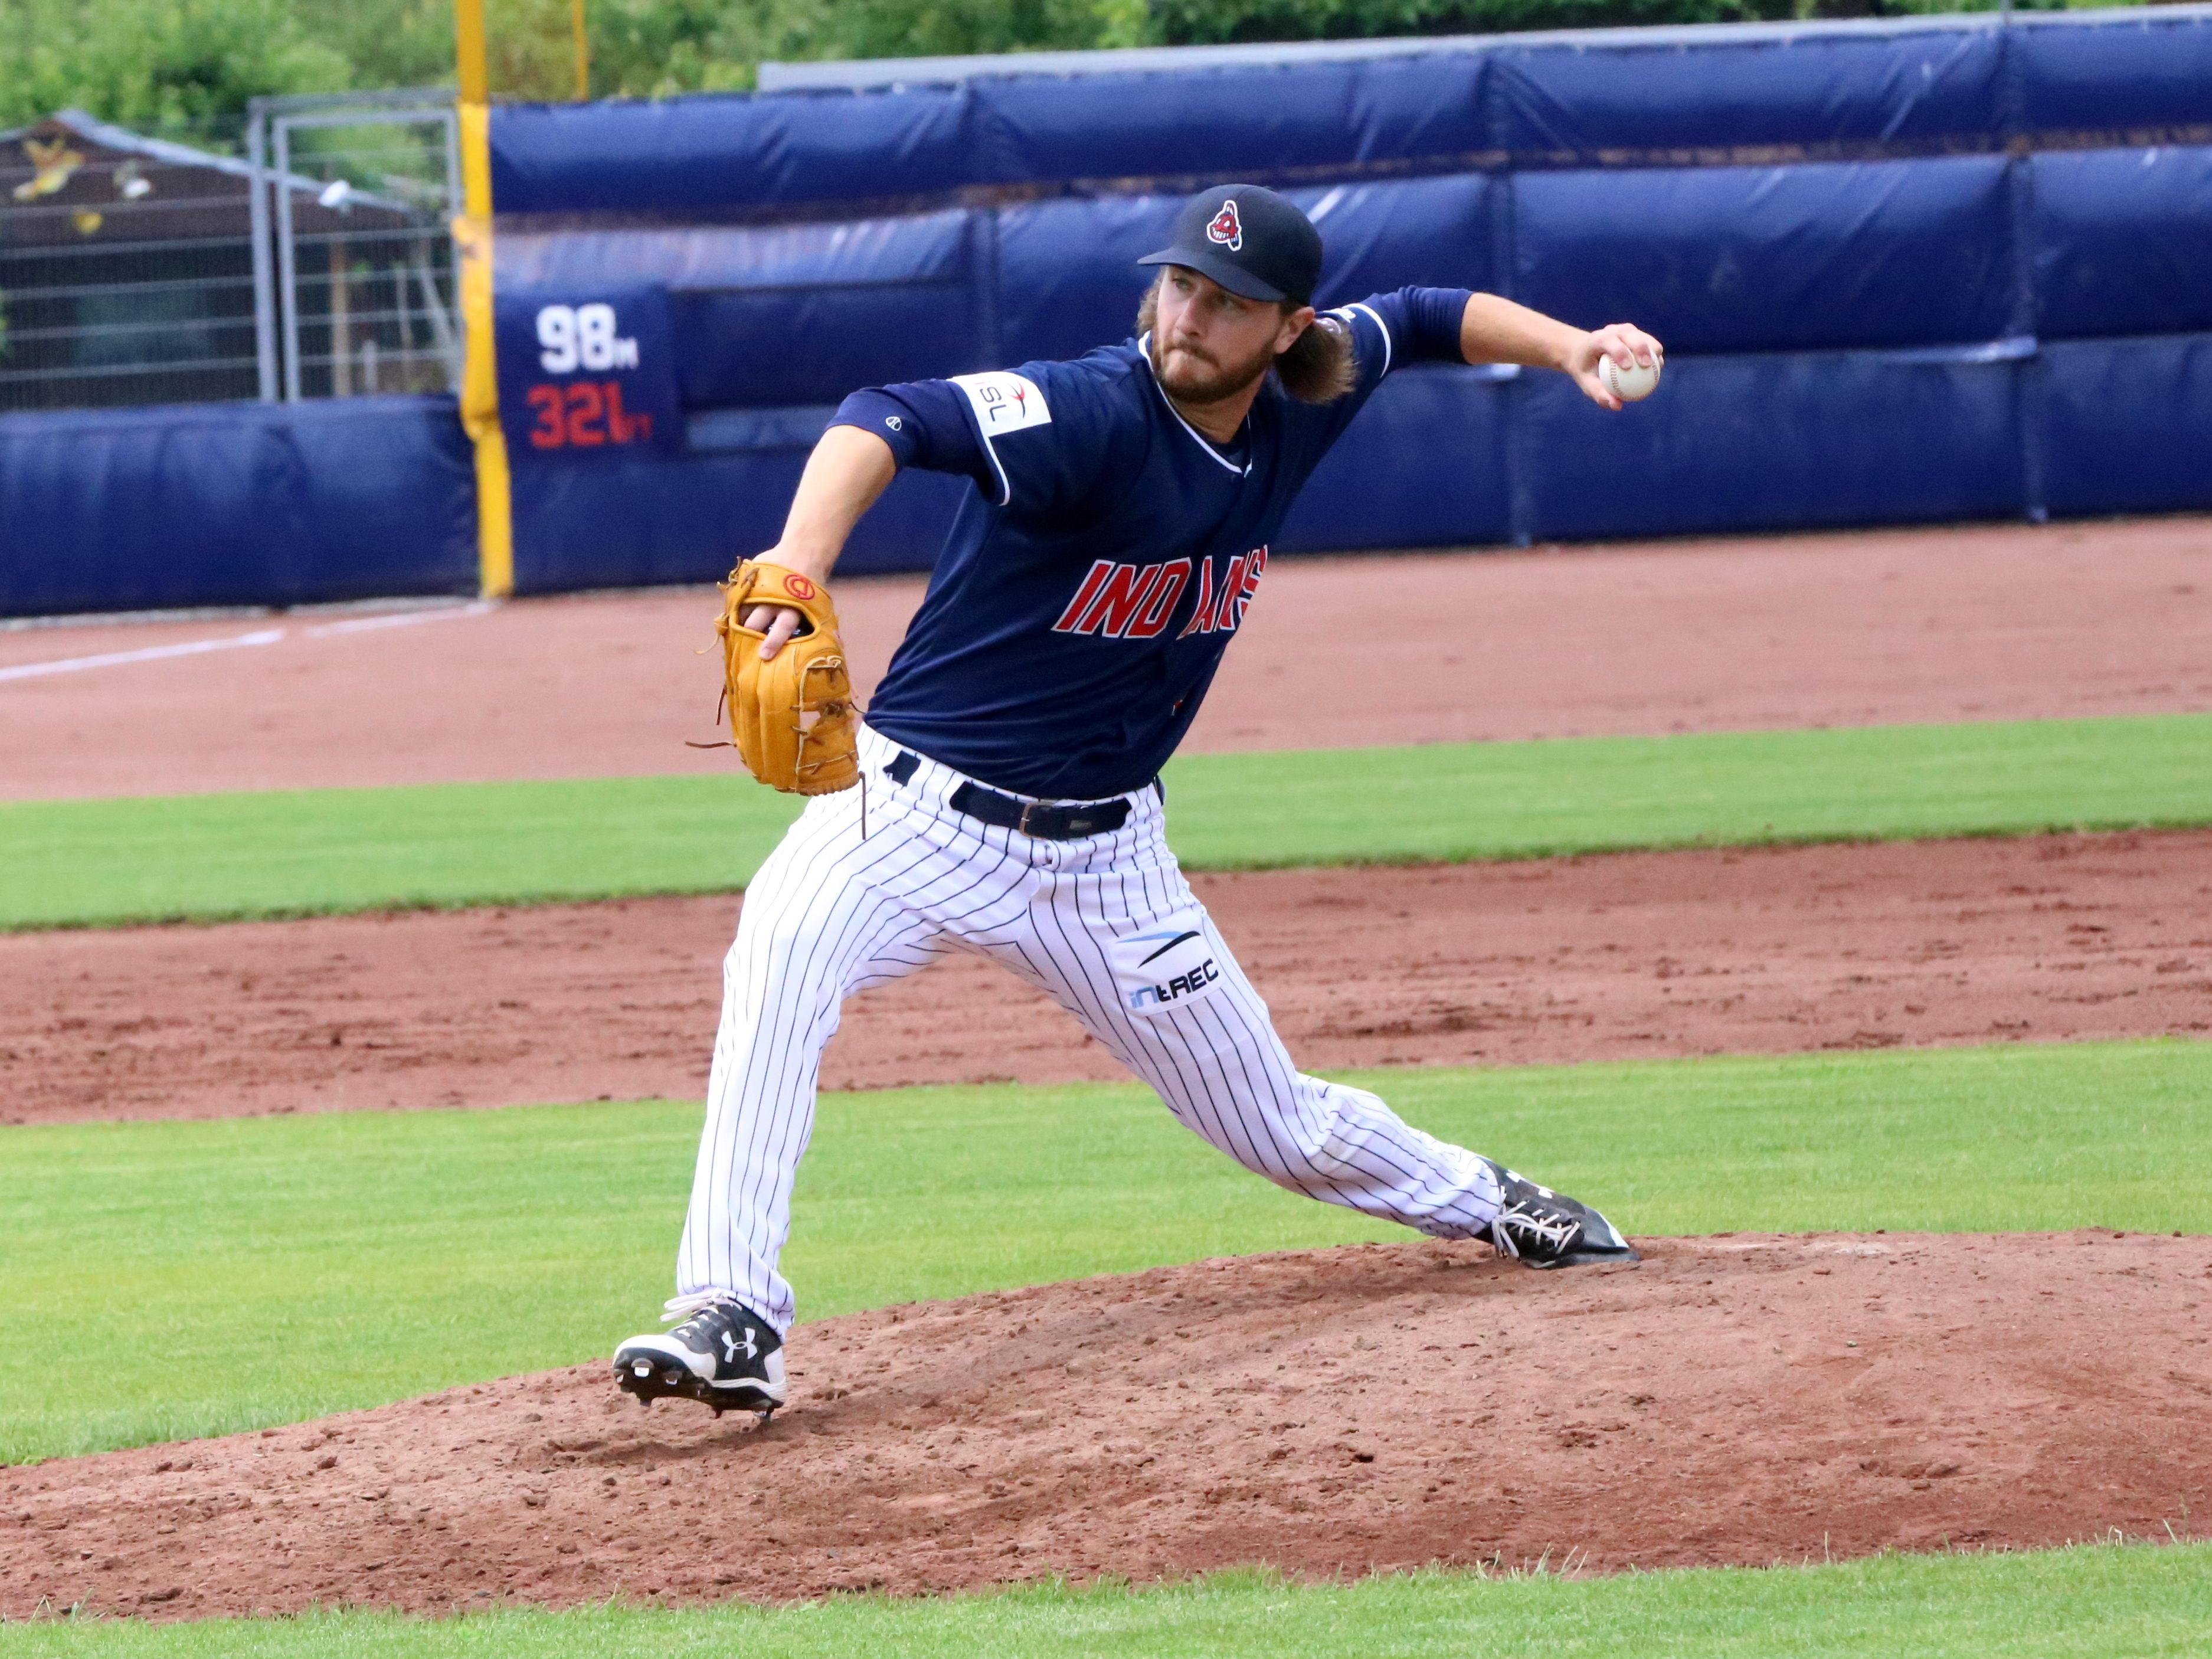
left=454, top=0, right=514, bottom=597
left=573, top=0, right=591, bottom=100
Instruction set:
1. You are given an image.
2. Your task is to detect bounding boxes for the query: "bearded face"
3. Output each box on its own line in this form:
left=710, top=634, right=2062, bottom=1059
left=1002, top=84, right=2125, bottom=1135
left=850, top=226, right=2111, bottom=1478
left=1140, top=268, right=1291, bottom=406
left=1148, top=326, right=1278, bottom=404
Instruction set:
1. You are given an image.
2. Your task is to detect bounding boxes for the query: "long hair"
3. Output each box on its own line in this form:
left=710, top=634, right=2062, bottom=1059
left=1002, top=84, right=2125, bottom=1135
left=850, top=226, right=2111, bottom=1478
left=1136, top=274, right=1357, bottom=405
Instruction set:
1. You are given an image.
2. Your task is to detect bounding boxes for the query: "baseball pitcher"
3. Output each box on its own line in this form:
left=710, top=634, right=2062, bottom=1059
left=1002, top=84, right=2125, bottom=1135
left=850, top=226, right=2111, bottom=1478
left=616, top=184, right=1665, bottom=1417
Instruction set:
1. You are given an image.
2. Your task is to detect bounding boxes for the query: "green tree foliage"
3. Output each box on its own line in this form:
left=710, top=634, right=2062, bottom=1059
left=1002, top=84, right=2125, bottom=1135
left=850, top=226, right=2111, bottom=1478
left=1155, top=0, right=1775, bottom=44
left=0, top=0, right=352, bottom=130
left=584, top=0, right=1153, bottom=99
left=1148, top=0, right=2034, bottom=48
left=0, top=0, right=2033, bottom=125
left=287, top=0, right=456, bottom=96
left=573, top=0, right=2038, bottom=98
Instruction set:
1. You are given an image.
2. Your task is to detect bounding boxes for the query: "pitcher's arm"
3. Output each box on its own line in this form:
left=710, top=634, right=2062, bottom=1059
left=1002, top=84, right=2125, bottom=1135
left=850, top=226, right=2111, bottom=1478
left=745, top=425, right=898, bottom=658
left=1458, top=293, right=1663, bottom=413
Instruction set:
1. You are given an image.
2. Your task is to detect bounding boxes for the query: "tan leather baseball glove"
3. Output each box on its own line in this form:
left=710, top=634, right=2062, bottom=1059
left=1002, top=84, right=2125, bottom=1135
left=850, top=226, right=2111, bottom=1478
left=714, top=559, right=859, bottom=796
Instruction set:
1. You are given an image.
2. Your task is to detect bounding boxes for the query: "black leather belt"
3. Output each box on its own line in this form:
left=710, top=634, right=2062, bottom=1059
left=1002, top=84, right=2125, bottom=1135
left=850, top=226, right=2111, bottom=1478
left=884, top=750, right=1136, bottom=840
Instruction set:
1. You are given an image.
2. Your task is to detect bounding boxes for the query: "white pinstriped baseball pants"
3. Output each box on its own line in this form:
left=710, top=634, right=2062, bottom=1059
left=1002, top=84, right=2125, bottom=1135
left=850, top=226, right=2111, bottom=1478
left=676, top=725, right=1505, bottom=1334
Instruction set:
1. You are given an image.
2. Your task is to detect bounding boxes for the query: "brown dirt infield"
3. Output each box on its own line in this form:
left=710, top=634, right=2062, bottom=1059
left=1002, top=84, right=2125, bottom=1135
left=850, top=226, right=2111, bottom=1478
left=6, top=829, right=2207, bottom=1126
left=7, top=1232, right=2208, bottom=1621
left=4, top=516, right=2208, bottom=803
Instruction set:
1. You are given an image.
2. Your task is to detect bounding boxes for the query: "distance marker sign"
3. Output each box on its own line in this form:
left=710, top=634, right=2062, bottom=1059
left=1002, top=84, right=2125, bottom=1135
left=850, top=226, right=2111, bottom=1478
left=495, top=286, right=682, bottom=460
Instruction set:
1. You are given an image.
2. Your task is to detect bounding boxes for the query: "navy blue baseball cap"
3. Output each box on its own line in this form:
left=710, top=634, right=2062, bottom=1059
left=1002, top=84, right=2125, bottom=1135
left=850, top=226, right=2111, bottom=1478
left=1138, top=184, right=1324, bottom=307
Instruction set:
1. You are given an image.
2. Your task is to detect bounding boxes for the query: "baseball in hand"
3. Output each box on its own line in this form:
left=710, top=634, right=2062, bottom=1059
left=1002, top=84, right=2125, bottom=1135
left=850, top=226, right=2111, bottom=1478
left=1599, top=354, right=1661, bottom=403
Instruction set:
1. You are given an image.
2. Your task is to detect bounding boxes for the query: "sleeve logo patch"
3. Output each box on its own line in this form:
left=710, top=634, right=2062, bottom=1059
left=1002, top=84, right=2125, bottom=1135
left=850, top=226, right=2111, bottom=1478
left=949, top=370, right=1052, bottom=435
left=1206, top=199, right=1244, bottom=252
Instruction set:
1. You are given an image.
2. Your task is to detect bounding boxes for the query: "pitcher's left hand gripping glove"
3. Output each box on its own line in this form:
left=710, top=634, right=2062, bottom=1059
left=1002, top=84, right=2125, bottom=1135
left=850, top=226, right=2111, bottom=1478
left=714, top=560, right=859, bottom=796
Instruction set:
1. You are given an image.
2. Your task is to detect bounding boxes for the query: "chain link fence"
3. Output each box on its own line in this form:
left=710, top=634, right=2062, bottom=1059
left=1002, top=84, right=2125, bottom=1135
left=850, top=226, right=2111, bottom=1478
left=0, top=94, right=459, bottom=414
left=258, top=94, right=462, bottom=403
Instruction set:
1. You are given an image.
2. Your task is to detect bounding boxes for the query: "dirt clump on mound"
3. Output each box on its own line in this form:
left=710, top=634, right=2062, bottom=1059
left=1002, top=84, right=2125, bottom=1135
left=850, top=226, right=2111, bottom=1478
left=6, top=1232, right=2208, bottom=1621
left=7, top=829, right=2209, bottom=1126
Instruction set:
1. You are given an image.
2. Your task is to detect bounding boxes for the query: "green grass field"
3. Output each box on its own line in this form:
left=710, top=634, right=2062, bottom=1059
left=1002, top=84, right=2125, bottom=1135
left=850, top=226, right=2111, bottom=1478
left=10, top=708, right=2209, bottom=1654
left=7, top=1546, right=2211, bottom=1657
left=6, top=712, right=2210, bottom=928
left=7, top=1039, right=2207, bottom=1468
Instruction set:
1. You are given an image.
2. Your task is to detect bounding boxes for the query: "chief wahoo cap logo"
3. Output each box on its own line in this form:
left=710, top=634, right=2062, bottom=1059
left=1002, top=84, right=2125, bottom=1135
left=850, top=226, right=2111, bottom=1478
left=1205, top=198, right=1244, bottom=253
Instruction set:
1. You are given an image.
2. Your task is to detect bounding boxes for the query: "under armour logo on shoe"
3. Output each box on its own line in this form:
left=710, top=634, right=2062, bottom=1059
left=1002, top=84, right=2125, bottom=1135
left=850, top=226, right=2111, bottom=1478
left=721, top=1326, right=758, bottom=1364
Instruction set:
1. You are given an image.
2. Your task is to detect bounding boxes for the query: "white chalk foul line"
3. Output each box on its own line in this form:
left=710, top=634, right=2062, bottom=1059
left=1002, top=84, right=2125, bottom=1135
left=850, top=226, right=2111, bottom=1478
left=0, top=627, right=287, bottom=683
left=0, top=598, right=498, bottom=682
left=302, top=598, right=498, bottom=637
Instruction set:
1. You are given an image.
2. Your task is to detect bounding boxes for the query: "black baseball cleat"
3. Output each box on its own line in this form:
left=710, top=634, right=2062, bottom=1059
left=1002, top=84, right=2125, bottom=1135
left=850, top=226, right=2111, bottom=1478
left=1482, top=1164, right=1640, bottom=1269
left=613, top=1298, right=787, bottom=1416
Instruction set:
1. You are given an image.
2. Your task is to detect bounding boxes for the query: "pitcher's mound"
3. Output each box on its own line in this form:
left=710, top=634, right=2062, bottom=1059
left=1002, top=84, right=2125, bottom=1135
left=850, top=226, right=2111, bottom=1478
left=8, top=1232, right=2210, bottom=1621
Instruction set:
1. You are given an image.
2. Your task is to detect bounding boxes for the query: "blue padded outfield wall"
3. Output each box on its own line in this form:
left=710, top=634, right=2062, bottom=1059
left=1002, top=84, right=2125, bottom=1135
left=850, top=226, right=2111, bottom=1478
left=484, top=6, right=2212, bottom=593
left=0, top=397, right=478, bottom=617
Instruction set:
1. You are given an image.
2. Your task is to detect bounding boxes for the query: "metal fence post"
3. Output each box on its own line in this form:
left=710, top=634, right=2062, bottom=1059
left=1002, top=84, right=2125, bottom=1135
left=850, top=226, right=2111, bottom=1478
left=273, top=119, right=301, bottom=402
left=247, top=100, right=279, bottom=403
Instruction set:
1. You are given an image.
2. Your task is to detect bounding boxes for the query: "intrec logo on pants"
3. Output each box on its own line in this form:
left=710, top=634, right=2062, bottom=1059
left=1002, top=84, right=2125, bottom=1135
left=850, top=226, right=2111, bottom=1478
left=1126, top=957, right=1222, bottom=1011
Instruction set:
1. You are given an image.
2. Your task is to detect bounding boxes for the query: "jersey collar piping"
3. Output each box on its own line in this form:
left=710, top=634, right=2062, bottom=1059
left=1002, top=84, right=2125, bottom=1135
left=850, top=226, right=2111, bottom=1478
left=1136, top=332, right=1253, bottom=477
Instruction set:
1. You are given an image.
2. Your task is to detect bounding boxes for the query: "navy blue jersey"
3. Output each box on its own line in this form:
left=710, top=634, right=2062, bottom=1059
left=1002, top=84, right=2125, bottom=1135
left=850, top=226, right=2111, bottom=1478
left=833, top=286, right=1470, bottom=800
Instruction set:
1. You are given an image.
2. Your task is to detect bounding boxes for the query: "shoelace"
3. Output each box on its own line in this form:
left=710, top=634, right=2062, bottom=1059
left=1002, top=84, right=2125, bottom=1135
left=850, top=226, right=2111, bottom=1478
left=662, top=1291, right=734, bottom=1327
left=1491, top=1199, right=1580, bottom=1259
